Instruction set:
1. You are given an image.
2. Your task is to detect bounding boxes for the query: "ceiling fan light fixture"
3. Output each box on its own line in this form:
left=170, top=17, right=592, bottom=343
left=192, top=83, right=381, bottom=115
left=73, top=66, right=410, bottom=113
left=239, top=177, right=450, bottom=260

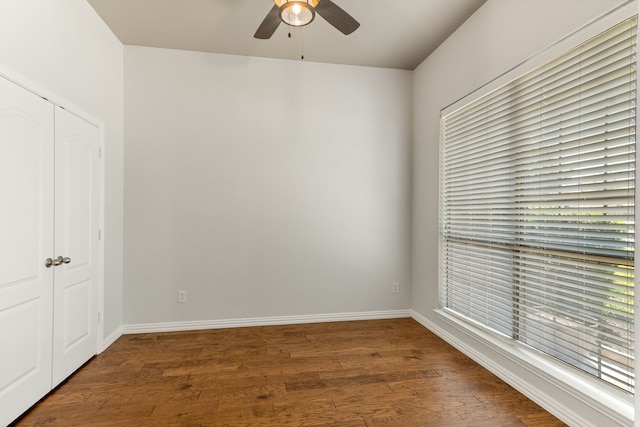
left=279, top=1, right=315, bottom=27
left=256, top=0, right=358, bottom=40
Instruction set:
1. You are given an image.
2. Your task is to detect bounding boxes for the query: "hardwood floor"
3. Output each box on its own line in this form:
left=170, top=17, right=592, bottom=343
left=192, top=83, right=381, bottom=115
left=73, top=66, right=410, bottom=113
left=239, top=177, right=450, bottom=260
left=12, top=318, right=565, bottom=426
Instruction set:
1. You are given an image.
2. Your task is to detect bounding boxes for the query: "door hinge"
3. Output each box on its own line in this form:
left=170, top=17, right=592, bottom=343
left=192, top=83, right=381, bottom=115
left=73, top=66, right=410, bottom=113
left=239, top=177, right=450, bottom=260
left=98, top=229, right=102, bottom=240
left=98, top=147, right=102, bottom=158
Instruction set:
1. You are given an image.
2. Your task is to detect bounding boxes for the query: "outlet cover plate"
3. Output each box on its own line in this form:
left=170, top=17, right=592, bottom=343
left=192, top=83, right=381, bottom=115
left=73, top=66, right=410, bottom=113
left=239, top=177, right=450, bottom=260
left=178, top=290, right=187, bottom=303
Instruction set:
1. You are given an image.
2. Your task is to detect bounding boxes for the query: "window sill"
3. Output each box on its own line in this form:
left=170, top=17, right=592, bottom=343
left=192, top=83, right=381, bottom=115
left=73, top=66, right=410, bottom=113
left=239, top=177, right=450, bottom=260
left=428, top=308, right=633, bottom=426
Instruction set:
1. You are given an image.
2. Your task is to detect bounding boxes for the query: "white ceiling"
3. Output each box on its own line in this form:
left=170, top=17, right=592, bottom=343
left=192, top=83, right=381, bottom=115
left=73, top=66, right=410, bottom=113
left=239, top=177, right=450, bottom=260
left=87, top=0, right=487, bottom=70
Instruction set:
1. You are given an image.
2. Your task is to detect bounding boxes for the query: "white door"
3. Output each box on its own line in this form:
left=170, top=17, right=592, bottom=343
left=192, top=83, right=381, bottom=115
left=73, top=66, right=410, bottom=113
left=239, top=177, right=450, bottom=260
left=0, top=77, right=54, bottom=427
left=52, top=107, right=99, bottom=387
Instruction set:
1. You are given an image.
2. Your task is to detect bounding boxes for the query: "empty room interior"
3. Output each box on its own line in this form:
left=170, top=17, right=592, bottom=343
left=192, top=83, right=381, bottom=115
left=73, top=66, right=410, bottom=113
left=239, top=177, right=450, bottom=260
left=1, top=0, right=638, bottom=426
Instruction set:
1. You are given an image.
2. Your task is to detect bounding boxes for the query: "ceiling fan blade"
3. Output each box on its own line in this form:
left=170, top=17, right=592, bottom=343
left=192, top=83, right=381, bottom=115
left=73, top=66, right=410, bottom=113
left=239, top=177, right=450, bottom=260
left=254, top=5, right=281, bottom=39
left=314, top=0, right=360, bottom=35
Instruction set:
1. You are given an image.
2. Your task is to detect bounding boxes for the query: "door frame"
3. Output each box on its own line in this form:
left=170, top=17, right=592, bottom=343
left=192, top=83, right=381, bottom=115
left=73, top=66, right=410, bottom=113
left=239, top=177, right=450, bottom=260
left=0, top=65, right=106, bottom=353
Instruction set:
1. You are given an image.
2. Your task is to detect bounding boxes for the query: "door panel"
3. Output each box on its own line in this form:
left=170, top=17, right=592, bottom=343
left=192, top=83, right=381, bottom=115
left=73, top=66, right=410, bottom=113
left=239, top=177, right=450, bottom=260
left=52, top=107, right=99, bottom=387
left=0, top=76, right=54, bottom=427
left=0, top=300, right=41, bottom=386
left=61, top=279, right=91, bottom=347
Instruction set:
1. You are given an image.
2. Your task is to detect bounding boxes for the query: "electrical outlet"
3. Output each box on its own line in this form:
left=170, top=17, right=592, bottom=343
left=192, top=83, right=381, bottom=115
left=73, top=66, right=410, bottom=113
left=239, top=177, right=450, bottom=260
left=392, top=282, right=400, bottom=294
left=178, top=290, right=187, bottom=303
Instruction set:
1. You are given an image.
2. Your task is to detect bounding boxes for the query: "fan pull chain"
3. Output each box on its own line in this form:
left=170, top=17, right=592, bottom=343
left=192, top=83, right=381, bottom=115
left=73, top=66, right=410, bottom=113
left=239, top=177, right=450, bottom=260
left=284, top=22, right=304, bottom=60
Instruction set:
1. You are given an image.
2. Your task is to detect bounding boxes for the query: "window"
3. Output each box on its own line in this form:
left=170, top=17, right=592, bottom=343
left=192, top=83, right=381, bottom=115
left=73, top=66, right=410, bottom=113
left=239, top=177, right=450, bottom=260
left=440, top=16, right=636, bottom=392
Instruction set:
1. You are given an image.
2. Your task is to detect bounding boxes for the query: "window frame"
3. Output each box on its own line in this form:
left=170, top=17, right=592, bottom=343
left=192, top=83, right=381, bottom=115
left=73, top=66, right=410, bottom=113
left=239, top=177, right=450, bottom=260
left=436, top=2, right=638, bottom=423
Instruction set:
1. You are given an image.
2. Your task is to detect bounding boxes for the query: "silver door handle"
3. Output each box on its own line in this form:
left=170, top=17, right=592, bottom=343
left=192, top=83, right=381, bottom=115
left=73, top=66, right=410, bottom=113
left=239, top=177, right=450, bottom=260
left=45, top=257, right=62, bottom=267
left=45, top=256, right=66, bottom=268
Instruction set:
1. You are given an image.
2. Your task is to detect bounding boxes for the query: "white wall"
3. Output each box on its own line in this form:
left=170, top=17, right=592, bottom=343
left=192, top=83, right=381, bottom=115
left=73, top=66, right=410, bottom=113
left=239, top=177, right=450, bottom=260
left=412, top=0, right=633, bottom=425
left=124, top=47, right=412, bottom=325
left=0, top=1, right=124, bottom=342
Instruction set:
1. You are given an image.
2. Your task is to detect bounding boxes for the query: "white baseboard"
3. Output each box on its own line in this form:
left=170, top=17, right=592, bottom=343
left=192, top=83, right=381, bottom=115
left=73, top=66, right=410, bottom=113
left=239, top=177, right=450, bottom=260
left=100, top=325, right=123, bottom=353
left=410, top=310, right=633, bottom=427
left=123, top=309, right=412, bottom=334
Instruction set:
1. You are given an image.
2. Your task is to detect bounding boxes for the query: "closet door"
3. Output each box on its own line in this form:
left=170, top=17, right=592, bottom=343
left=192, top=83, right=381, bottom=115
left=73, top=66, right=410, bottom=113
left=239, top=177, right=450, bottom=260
left=52, top=107, right=99, bottom=387
left=0, top=77, right=54, bottom=427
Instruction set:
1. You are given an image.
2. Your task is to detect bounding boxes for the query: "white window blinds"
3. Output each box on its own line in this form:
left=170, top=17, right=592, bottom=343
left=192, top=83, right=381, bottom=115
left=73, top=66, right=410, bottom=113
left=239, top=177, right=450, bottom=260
left=440, top=16, right=636, bottom=392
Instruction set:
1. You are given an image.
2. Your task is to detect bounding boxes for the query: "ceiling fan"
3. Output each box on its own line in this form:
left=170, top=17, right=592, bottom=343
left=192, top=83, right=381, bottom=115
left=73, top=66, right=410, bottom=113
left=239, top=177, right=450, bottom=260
left=254, top=0, right=360, bottom=39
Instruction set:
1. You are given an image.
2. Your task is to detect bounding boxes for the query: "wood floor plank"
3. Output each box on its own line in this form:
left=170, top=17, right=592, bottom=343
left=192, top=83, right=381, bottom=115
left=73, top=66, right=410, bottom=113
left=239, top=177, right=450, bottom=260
left=11, top=318, right=566, bottom=426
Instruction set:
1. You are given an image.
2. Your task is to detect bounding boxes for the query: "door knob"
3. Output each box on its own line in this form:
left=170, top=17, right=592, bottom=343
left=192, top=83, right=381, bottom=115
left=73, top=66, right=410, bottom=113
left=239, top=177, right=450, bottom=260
left=44, top=256, right=67, bottom=268
left=45, top=257, right=62, bottom=267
